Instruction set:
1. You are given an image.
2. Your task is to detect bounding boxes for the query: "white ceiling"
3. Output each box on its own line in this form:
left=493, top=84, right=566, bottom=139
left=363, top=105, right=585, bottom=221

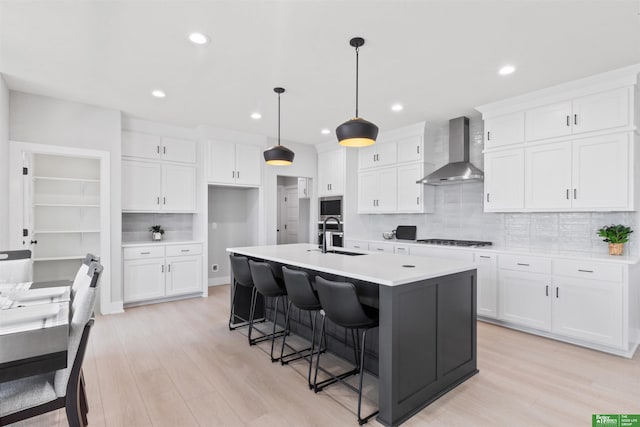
left=1, top=1, right=639, bottom=144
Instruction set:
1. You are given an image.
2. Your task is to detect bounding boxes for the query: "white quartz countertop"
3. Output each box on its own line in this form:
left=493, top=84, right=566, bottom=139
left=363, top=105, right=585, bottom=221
left=351, top=238, right=639, bottom=265
left=226, top=243, right=477, bottom=286
left=122, top=240, right=203, bottom=248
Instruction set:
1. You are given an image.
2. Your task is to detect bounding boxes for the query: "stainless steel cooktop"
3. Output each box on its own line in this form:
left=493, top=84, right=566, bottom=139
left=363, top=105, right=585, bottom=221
left=416, top=239, right=493, bottom=247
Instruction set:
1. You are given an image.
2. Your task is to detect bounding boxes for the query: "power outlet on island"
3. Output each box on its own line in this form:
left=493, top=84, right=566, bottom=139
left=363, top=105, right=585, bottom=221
left=211, top=264, right=219, bottom=272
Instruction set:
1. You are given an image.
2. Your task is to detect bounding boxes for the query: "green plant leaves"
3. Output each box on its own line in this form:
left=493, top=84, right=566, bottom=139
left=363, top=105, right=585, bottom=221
left=597, top=224, right=633, bottom=244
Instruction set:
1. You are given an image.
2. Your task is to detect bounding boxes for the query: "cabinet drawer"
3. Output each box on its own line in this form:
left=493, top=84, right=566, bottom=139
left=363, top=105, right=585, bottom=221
left=124, top=246, right=165, bottom=260
left=499, top=254, right=551, bottom=274
left=394, top=245, right=411, bottom=255
left=345, top=240, right=368, bottom=250
left=553, top=259, right=623, bottom=282
left=166, top=244, right=202, bottom=257
left=369, top=242, right=395, bottom=253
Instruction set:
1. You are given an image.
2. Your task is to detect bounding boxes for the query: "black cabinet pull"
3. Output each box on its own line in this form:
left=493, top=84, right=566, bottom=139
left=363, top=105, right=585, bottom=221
left=573, top=189, right=577, bottom=199
left=163, top=146, right=166, bottom=154
left=487, top=131, right=491, bottom=141
left=30, top=240, right=38, bottom=245
left=545, top=285, right=549, bottom=296
left=163, top=197, right=166, bottom=205
left=417, top=145, right=420, bottom=154
left=479, top=255, right=491, bottom=259
left=578, top=269, right=593, bottom=273
left=168, top=264, right=171, bottom=273
left=140, top=251, right=151, bottom=255
left=566, top=115, right=570, bottom=126
left=566, top=189, right=569, bottom=200
left=157, top=145, right=160, bottom=154
left=486, top=193, right=490, bottom=203
left=181, top=249, right=190, bottom=253
left=574, top=114, right=577, bottom=125
left=161, top=265, right=164, bottom=273
left=556, top=287, right=559, bottom=298
left=516, top=263, right=530, bottom=266
left=157, top=196, right=160, bottom=205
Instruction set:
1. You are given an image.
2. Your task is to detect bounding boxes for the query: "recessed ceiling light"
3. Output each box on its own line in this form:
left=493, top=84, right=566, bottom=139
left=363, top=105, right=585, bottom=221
left=151, top=90, right=166, bottom=98
left=391, top=104, right=404, bottom=112
left=498, top=65, right=515, bottom=76
left=188, top=32, right=210, bottom=45
left=251, top=112, right=262, bottom=120
left=321, top=129, right=331, bottom=135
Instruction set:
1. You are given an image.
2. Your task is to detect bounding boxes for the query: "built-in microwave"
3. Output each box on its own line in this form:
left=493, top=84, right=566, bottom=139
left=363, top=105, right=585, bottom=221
left=319, top=196, right=343, bottom=221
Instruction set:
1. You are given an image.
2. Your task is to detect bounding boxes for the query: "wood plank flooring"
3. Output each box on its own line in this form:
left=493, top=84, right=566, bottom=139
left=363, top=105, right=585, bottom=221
left=11, top=285, right=640, bottom=426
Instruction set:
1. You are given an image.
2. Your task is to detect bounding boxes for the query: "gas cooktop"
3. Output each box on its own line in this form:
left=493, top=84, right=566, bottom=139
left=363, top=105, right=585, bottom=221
left=416, top=239, right=493, bottom=248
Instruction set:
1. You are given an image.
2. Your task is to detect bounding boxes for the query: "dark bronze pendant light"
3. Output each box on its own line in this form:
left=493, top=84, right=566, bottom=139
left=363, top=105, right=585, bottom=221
left=336, top=37, right=378, bottom=147
left=264, top=87, right=295, bottom=165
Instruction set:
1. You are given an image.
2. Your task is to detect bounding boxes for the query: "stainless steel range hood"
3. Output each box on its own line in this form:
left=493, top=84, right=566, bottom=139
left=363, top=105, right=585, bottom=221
left=417, top=117, right=484, bottom=185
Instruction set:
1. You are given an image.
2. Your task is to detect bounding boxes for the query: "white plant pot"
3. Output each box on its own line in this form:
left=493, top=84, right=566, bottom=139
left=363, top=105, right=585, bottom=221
left=152, top=232, right=163, bottom=241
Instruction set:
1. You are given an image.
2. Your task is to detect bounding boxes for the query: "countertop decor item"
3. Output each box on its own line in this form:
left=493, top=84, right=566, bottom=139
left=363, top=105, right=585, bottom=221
left=263, top=87, right=295, bottom=166
left=336, top=37, right=379, bottom=147
left=382, top=230, right=396, bottom=240
left=149, top=225, right=165, bottom=241
left=597, top=224, right=633, bottom=256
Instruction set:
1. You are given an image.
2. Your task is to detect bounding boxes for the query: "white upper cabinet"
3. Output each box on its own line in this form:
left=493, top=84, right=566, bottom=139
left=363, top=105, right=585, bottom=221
left=208, top=141, right=262, bottom=187
left=298, top=177, right=310, bottom=198
left=358, top=142, right=397, bottom=169
left=396, top=163, right=434, bottom=213
left=525, top=141, right=572, bottom=210
left=484, top=149, right=524, bottom=211
left=358, top=168, right=397, bottom=213
left=122, top=160, right=196, bottom=212
left=484, top=112, right=525, bottom=149
left=318, top=149, right=345, bottom=197
left=571, top=133, right=629, bottom=209
left=122, top=131, right=196, bottom=163
left=396, top=135, right=424, bottom=163
left=525, top=101, right=573, bottom=142
left=571, top=88, right=630, bottom=135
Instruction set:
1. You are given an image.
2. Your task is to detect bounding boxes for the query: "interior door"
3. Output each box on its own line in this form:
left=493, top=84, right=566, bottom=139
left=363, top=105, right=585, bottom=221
left=284, top=186, right=299, bottom=243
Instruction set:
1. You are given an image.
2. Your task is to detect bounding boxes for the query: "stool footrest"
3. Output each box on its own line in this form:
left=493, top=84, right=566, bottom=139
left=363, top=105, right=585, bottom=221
left=314, top=368, right=359, bottom=393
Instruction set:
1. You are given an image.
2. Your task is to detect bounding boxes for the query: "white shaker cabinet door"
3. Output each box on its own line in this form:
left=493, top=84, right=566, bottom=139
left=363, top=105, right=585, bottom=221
left=396, top=163, right=424, bottom=212
left=484, top=149, right=524, bottom=211
left=122, top=160, right=162, bottom=211
left=166, top=255, right=203, bottom=296
left=377, top=168, right=397, bottom=212
left=357, top=170, right=378, bottom=213
left=161, top=137, right=197, bottom=164
left=358, top=145, right=378, bottom=170
left=122, top=131, right=162, bottom=161
left=525, top=101, right=572, bottom=142
left=235, top=144, right=262, bottom=186
left=484, top=112, right=525, bottom=149
left=571, top=134, right=629, bottom=210
left=551, top=277, right=623, bottom=348
left=525, top=141, right=572, bottom=210
left=396, top=135, right=424, bottom=163
left=475, top=253, right=497, bottom=318
left=162, top=164, right=196, bottom=211
left=208, top=140, right=236, bottom=184
left=572, top=87, right=630, bottom=135
left=124, top=258, right=166, bottom=303
left=498, top=270, right=551, bottom=331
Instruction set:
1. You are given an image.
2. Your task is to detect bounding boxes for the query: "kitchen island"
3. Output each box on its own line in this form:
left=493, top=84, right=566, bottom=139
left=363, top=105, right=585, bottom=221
left=227, top=243, right=478, bottom=427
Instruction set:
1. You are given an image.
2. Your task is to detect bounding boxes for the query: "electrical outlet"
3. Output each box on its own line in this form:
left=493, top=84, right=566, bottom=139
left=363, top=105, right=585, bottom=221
left=212, top=264, right=219, bottom=272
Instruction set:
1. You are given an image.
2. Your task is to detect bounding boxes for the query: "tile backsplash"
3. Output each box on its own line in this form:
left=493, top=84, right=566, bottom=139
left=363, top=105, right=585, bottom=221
left=353, top=118, right=638, bottom=256
left=122, top=213, right=194, bottom=242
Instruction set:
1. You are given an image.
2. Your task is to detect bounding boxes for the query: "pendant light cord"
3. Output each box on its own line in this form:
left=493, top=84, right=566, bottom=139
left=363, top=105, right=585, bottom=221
left=355, top=45, right=359, bottom=118
left=277, top=92, right=281, bottom=146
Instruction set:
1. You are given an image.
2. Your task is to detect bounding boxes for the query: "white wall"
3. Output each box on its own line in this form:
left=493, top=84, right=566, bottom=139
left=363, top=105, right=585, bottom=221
left=9, top=92, right=123, bottom=307
left=0, top=75, right=9, bottom=249
left=263, top=138, right=318, bottom=245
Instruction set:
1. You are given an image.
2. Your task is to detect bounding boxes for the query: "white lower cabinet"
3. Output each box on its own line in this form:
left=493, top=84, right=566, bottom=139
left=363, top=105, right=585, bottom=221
left=498, top=269, right=552, bottom=331
left=474, top=253, right=497, bottom=318
left=123, top=243, right=203, bottom=304
left=368, top=242, right=395, bottom=253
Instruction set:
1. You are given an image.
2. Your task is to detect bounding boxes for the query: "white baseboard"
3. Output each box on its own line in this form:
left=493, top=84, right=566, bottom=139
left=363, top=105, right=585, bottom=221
left=208, top=277, right=230, bottom=286
left=100, top=300, right=124, bottom=315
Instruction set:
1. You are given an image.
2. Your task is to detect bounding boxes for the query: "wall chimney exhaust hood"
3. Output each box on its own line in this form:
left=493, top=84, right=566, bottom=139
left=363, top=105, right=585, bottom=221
left=417, top=116, right=484, bottom=185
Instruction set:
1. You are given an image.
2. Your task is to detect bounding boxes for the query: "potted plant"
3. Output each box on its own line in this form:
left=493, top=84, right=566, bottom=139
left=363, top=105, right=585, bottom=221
left=149, top=225, right=165, bottom=242
left=597, top=224, right=633, bottom=256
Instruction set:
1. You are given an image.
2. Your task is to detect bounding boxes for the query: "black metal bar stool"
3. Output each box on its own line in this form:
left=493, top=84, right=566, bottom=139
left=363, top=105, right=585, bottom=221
left=314, top=277, right=379, bottom=425
left=228, top=254, right=261, bottom=334
left=280, top=267, right=327, bottom=388
left=248, top=260, right=290, bottom=362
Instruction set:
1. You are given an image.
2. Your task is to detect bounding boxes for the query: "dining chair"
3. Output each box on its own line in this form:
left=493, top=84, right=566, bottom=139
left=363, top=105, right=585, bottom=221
left=0, top=261, right=104, bottom=427
left=72, top=254, right=99, bottom=297
left=0, top=250, right=32, bottom=283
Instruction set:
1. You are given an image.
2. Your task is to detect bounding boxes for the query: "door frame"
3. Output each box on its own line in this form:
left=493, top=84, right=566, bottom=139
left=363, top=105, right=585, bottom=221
left=9, top=141, right=112, bottom=315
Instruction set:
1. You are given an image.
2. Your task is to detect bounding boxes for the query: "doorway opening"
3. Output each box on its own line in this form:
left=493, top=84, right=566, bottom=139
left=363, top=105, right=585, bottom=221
left=276, top=176, right=311, bottom=244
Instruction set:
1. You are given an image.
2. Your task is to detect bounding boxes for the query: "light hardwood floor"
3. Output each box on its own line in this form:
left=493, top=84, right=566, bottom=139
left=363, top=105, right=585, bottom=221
left=12, top=285, right=640, bottom=427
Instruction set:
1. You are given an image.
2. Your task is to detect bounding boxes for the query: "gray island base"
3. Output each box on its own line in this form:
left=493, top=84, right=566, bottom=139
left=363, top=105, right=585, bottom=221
left=227, top=244, right=478, bottom=426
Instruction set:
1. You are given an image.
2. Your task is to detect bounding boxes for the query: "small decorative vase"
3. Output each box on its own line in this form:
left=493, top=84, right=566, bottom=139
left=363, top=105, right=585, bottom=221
left=152, top=232, right=163, bottom=241
left=608, top=243, right=624, bottom=256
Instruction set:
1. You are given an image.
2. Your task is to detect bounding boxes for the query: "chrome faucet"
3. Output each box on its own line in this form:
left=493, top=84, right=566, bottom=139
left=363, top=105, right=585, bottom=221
left=322, top=216, right=341, bottom=253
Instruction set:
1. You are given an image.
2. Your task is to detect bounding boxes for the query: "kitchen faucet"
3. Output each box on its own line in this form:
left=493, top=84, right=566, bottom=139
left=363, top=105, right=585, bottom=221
left=322, top=216, right=341, bottom=254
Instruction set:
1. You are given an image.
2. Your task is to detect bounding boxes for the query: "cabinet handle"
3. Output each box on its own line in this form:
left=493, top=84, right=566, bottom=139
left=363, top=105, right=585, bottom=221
left=181, top=249, right=190, bottom=252
left=417, top=145, right=420, bottom=154
left=573, top=189, right=577, bottom=199
left=486, top=193, right=490, bottom=203
left=545, top=285, right=549, bottom=297
left=237, top=171, right=240, bottom=179
left=479, top=255, right=491, bottom=259
left=566, top=189, right=569, bottom=200
left=161, top=265, right=164, bottom=273
left=163, top=197, right=166, bottom=205
left=487, top=131, right=491, bottom=141
left=376, top=248, right=384, bottom=251
left=168, top=264, right=171, bottom=273
left=157, top=145, right=160, bottom=154
left=416, top=196, right=420, bottom=205
left=157, top=196, right=160, bottom=205
left=556, top=287, right=559, bottom=298
left=574, top=114, right=578, bottom=126
left=232, top=171, right=235, bottom=179
left=163, top=146, right=166, bottom=154
left=353, top=245, right=360, bottom=248
left=566, top=115, right=570, bottom=126
left=578, top=269, right=594, bottom=273
left=516, top=263, right=530, bottom=266
left=140, top=251, right=151, bottom=255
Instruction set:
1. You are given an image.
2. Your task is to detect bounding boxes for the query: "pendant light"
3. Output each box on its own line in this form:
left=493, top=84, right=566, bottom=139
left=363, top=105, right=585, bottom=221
left=264, top=87, right=295, bottom=165
left=336, top=37, right=379, bottom=147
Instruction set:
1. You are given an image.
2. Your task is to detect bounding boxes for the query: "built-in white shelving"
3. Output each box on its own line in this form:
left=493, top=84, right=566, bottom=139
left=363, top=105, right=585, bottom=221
left=33, top=230, right=101, bottom=234
left=33, top=176, right=100, bottom=183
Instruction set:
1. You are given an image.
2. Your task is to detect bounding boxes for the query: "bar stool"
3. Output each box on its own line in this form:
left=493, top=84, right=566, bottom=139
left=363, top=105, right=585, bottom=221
left=281, top=267, right=326, bottom=389
left=228, top=255, right=266, bottom=340
left=248, top=260, right=290, bottom=362
left=314, top=277, right=379, bottom=425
